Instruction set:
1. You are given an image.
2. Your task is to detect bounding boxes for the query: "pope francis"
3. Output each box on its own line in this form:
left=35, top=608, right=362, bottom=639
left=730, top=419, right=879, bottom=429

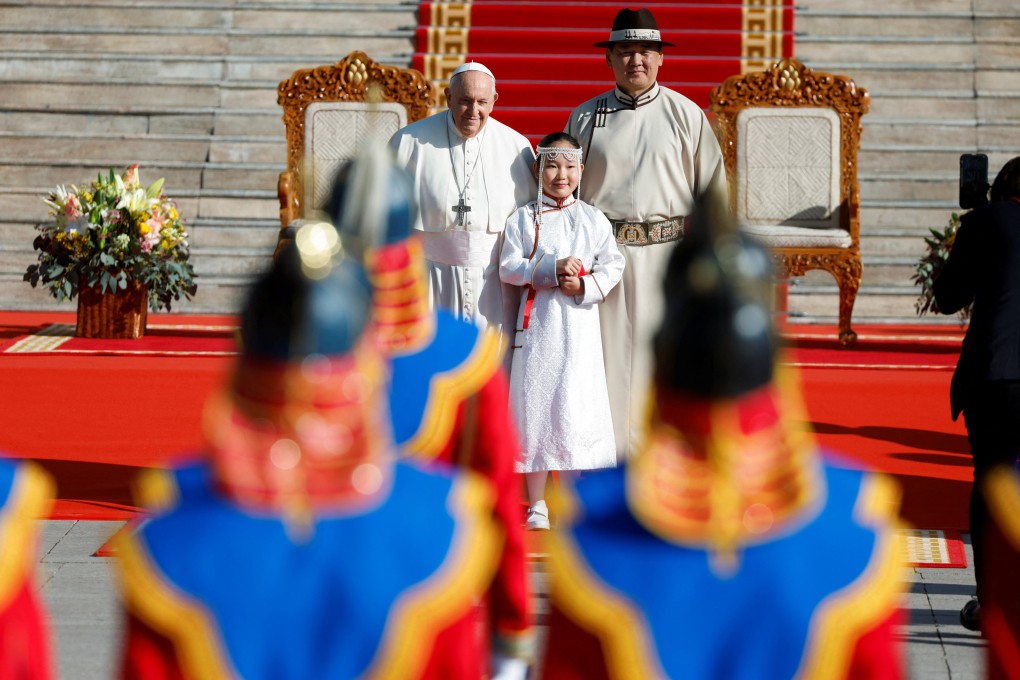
left=390, top=62, right=536, bottom=339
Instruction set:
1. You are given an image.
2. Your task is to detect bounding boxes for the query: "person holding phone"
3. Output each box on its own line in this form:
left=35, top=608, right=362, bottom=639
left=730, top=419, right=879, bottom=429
left=934, top=156, right=1020, bottom=632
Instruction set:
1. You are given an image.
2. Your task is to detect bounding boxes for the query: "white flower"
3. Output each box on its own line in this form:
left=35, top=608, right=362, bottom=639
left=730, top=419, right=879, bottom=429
left=63, top=216, right=91, bottom=236
left=117, top=187, right=158, bottom=215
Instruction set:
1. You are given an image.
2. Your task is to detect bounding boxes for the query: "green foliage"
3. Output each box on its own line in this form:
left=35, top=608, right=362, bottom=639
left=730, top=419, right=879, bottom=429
left=23, top=165, right=197, bottom=312
left=911, top=212, right=969, bottom=322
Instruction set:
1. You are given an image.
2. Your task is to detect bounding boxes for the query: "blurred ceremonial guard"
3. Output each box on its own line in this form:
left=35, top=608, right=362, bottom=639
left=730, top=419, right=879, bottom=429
left=114, top=211, right=511, bottom=676
left=325, top=155, right=532, bottom=675
left=978, top=464, right=1020, bottom=680
left=0, top=458, right=55, bottom=679
left=540, top=197, right=906, bottom=679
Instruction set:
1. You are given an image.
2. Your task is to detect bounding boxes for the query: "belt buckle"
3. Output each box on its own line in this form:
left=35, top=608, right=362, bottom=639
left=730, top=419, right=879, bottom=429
left=616, top=222, right=648, bottom=246
left=653, top=217, right=684, bottom=244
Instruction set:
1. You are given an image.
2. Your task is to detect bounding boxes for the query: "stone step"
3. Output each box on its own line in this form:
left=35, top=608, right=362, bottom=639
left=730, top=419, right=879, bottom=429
left=865, top=94, right=978, bottom=120
left=799, top=0, right=1007, bottom=13
left=861, top=233, right=948, bottom=258
left=0, top=54, right=226, bottom=82
left=861, top=204, right=961, bottom=229
left=797, top=13, right=1019, bottom=39
left=214, top=111, right=285, bottom=137
left=807, top=42, right=1020, bottom=76
left=0, top=51, right=415, bottom=86
left=860, top=176, right=956, bottom=202
left=0, top=31, right=412, bottom=61
left=3, top=4, right=413, bottom=32
left=0, top=271, right=254, bottom=315
left=2, top=243, right=271, bottom=279
left=0, top=189, right=278, bottom=224
left=2, top=82, right=221, bottom=110
left=785, top=290, right=944, bottom=326
left=0, top=110, right=220, bottom=136
left=0, top=217, right=279, bottom=250
left=0, top=134, right=212, bottom=165
left=861, top=148, right=1019, bottom=176
left=861, top=120, right=979, bottom=147
left=864, top=119, right=1020, bottom=149
left=0, top=162, right=283, bottom=194
left=801, top=63, right=976, bottom=94
left=796, top=38, right=976, bottom=65
left=791, top=259, right=918, bottom=288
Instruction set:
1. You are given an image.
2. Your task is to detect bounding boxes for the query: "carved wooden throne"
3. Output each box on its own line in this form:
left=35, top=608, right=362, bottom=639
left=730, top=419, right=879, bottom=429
left=276, top=51, right=435, bottom=255
left=710, top=58, right=869, bottom=345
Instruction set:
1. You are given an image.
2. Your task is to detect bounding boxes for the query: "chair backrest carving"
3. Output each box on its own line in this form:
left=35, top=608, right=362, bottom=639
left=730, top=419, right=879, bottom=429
left=711, top=58, right=869, bottom=242
left=709, top=58, right=870, bottom=345
left=277, top=51, right=435, bottom=227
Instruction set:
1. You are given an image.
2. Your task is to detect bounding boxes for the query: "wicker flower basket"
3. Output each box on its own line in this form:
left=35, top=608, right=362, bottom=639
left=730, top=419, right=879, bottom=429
left=75, top=279, right=149, bottom=339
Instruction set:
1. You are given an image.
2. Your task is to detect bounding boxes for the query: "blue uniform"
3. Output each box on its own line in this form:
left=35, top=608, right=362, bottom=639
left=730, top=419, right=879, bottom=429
left=544, top=457, right=904, bottom=679
left=117, top=460, right=499, bottom=679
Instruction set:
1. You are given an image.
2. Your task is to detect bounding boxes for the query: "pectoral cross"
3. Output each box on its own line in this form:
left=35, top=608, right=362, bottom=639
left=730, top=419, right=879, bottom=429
left=452, top=197, right=471, bottom=226
left=452, top=197, right=471, bottom=227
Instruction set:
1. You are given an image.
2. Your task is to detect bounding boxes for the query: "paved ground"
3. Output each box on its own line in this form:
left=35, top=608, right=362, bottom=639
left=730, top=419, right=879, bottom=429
left=37, top=520, right=986, bottom=679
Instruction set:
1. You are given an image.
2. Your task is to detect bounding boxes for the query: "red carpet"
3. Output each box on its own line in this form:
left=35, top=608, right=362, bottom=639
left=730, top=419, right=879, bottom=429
left=1, top=321, right=237, bottom=356
left=0, top=311, right=233, bottom=519
left=411, top=0, right=795, bottom=142
left=782, top=324, right=965, bottom=370
left=0, top=312, right=972, bottom=533
left=781, top=323, right=969, bottom=531
left=797, top=366, right=970, bottom=530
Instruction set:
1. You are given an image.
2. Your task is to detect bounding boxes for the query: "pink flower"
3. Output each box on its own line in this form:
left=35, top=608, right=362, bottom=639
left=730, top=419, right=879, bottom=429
left=140, top=231, right=161, bottom=253
left=145, top=213, right=164, bottom=234
left=64, top=195, right=81, bottom=218
left=122, top=164, right=140, bottom=189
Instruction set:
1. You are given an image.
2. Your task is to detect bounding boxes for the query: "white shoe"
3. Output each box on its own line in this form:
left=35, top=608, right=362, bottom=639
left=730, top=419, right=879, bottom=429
left=525, top=505, right=550, bottom=531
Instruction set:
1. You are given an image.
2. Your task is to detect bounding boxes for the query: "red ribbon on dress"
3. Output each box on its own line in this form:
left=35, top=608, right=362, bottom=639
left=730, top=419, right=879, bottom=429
left=522, top=264, right=586, bottom=330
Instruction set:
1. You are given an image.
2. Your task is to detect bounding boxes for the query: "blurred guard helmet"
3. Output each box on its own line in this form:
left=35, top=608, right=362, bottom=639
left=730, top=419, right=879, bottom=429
left=654, top=196, right=776, bottom=399
left=325, top=150, right=432, bottom=351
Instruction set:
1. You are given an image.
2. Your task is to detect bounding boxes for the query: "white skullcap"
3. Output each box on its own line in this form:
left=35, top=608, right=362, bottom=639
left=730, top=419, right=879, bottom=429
left=450, top=61, right=496, bottom=84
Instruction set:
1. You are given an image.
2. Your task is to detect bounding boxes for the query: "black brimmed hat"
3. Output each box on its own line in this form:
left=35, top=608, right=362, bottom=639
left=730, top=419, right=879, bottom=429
left=595, top=8, right=675, bottom=49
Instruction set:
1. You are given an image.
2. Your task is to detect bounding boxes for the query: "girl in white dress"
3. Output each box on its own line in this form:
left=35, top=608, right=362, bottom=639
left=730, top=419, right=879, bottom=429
left=499, top=132, right=625, bottom=530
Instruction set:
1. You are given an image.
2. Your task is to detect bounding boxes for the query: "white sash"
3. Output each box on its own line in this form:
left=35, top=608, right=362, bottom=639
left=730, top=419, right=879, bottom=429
left=422, top=230, right=499, bottom=268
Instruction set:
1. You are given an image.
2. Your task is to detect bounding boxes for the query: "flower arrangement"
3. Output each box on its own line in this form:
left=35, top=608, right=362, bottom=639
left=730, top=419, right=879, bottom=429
left=24, top=164, right=197, bottom=311
left=912, top=211, right=970, bottom=322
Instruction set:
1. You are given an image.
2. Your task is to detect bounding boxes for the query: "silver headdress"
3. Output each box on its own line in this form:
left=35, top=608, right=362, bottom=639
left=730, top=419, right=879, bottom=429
left=535, top=145, right=583, bottom=225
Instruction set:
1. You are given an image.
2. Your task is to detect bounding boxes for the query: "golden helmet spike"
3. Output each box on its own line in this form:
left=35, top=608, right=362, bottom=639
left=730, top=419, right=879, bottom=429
left=294, top=221, right=344, bottom=280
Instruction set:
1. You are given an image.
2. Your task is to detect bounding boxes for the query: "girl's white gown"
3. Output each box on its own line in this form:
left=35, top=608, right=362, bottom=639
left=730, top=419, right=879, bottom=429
left=499, top=196, right=625, bottom=472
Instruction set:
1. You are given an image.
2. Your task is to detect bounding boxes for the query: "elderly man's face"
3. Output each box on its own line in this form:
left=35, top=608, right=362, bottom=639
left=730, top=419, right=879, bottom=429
left=444, top=71, right=498, bottom=138
left=607, top=42, right=663, bottom=97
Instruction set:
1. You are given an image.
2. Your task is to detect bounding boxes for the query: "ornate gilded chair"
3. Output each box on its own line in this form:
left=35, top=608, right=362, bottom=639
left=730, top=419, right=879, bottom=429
left=276, top=51, right=435, bottom=256
left=710, top=58, right=869, bottom=345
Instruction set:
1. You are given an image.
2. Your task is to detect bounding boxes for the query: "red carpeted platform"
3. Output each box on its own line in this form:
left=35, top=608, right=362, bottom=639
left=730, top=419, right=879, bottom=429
left=1, top=321, right=237, bottom=356
left=780, top=323, right=970, bottom=530
left=412, top=0, right=795, bottom=142
left=0, top=311, right=233, bottom=519
left=0, top=310, right=973, bottom=534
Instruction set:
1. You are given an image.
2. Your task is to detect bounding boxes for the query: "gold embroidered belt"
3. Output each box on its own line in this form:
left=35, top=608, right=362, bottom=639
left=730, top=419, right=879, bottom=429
left=611, top=216, right=686, bottom=246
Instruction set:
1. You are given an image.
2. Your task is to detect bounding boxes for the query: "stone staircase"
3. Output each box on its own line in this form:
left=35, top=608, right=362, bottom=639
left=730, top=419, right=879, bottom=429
left=0, top=0, right=1017, bottom=325
left=792, top=0, right=1020, bottom=326
left=0, top=0, right=419, bottom=314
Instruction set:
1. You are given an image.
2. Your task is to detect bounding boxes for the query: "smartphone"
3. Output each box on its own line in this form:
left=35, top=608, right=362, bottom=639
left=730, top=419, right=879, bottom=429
left=959, top=153, right=989, bottom=209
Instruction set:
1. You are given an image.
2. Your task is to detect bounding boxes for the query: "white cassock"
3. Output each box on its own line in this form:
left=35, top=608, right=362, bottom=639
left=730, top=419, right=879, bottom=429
left=566, top=83, right=728, bottom=460
left=499, top=196, right=625, bottom=473
left=390, top=111, right=536, bottom=344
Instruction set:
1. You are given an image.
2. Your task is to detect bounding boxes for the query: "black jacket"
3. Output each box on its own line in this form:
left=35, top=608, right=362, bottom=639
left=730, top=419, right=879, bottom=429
left=934, top=198, right=1020, bottom=419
